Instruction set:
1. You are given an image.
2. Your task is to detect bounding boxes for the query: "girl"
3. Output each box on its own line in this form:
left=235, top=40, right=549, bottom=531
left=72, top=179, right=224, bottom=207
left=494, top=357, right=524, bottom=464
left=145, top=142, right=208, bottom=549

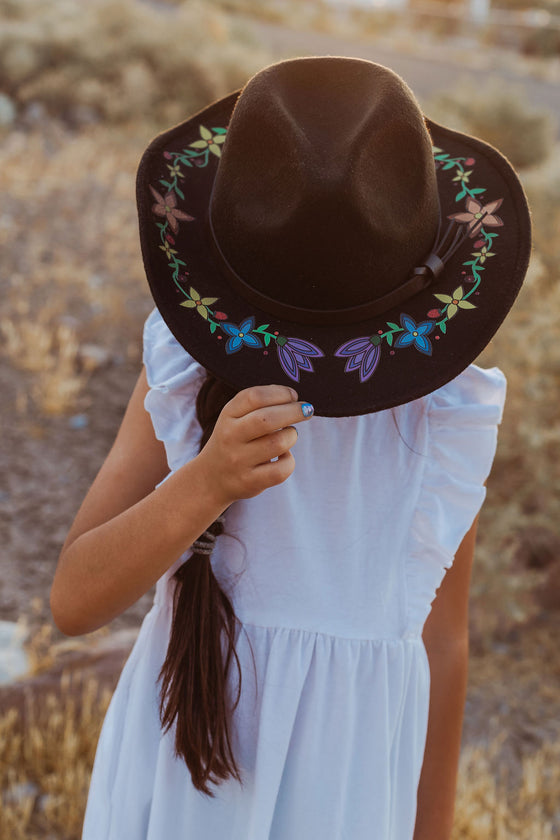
left=51, top=56, right=531, bottom=840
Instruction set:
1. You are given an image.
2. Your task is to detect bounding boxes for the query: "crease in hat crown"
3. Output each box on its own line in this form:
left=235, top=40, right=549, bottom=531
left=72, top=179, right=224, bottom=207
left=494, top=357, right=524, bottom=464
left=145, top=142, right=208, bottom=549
left=207, top=55, right=441, bottom=317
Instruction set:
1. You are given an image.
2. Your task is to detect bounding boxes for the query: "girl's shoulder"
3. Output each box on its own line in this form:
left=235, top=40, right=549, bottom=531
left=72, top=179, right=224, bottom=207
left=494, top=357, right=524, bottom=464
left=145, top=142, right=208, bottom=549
left=427, top=363, right=507, bottom=426
left=142, top=305, right=205, bottom=392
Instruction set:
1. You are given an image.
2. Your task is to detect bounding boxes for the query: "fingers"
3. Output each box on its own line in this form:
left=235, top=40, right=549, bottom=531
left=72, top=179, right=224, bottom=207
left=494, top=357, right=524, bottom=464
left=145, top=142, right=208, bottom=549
left=223, top=386, right=312, bottom=444
left=246, top=425, right=299, bottom=465
left=200, top=384, right=313, bottom=505
left=226, top=385, right=299, bottom=420
left=252, top=450, right=296, bottom=488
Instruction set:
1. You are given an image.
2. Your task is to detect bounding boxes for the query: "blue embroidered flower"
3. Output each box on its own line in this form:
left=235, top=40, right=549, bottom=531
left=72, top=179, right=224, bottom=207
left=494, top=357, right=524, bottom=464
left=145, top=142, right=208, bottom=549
left=275, top=336, right=324, bottom=382
left=393, top=314, right=434, bottom=356
left=222, top=316, right=263, bottom=354
left=334, top=336, right=381, bottom=383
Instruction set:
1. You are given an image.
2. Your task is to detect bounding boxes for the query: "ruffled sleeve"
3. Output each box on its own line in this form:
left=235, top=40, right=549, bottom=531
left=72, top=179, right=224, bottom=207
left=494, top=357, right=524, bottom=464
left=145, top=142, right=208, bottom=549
left=405, top=364, right=507, bottom=635
left=142, top=306, right=207, bottom=473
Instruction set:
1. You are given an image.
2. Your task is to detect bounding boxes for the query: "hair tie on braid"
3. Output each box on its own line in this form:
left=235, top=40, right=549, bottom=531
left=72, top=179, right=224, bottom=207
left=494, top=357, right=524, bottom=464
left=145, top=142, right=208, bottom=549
left=192, top=514, right=227, bottom=555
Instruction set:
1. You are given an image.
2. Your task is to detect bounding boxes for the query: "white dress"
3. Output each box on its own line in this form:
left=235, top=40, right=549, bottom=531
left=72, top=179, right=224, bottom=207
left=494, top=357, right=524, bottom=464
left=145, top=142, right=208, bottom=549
left=82, top=306, right=507, bottom=840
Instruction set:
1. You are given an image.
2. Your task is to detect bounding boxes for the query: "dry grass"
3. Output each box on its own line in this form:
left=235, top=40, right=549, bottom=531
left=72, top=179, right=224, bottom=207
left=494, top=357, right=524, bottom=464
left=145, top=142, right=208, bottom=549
left=0, top=0, right=269, bottom=125
left=425, top=78, right=557, bottom=169
left=0, top=681, right=112, bottom=840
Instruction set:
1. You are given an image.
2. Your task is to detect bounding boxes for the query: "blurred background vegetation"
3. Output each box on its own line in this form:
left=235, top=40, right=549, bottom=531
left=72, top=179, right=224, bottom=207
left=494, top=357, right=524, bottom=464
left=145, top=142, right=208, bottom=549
left=0, top=0, right=559, bottom=837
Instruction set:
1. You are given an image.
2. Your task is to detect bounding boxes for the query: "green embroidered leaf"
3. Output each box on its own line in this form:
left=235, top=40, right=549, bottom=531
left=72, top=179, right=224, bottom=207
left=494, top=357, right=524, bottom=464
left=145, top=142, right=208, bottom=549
left=264, top=334, right=271, bottom=347
left=254, top=324, right=270, bottom=332
left=442, top=161, right=456, bottom=170
left=174, top=258, right=186, bottom=266
left=209, top=321, right=217, bottom=334
left=387, top=322, right=400, bottom=330
left=159, top=179, right=172, bottom=189
left=455, top=189, right=467, bottom=202
left=174, top=185, right=185, bottom=200
left=435, top=154, right=449, bottom=160
left=386, top=332, right=393, bottom=346
left=462, top=260, right=475, bottom=267
left=212, top=127, right=227, bottom=134
left=440, top=321, right=447, bottom=334
left=469, top=188, right=486, bottom=195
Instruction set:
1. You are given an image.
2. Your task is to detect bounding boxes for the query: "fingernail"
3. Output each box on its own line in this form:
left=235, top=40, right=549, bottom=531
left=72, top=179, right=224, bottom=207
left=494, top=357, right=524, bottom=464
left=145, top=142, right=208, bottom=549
left=289, top=388, right=298, bottom=400
left=301, top=402, right=314, bottom=418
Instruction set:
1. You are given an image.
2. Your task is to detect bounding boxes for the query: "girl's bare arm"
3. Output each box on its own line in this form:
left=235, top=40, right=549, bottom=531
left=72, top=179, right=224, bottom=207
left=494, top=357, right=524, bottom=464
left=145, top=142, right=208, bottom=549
left=414, top=513, right=480, bottom=840
left=50, top=366, right=310, bottom=636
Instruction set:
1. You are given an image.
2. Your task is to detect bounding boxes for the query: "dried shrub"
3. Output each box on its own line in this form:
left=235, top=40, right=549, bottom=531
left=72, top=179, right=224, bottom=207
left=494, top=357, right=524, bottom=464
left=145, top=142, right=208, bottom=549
left=0, top=0, right=269, bottom=124
left=0, top=680, right=112, bottom=840
left=425, top=78, right=556, bottom=169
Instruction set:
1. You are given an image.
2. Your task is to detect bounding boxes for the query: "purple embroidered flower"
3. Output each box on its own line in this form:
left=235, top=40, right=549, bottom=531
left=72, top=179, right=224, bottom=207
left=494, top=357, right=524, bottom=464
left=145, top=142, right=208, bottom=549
left=275, top=336, right=324, bottom=382
left=393, top=314, right=434, bottom=355
left=222, top=316, right=263, bottom=354
left=335, top=336, right=381, bottom=383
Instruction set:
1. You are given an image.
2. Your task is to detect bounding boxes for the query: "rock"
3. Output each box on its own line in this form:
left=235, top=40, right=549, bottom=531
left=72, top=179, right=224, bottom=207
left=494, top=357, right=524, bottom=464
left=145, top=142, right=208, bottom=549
left=0, top=93, right=16, bottom=127
left=68, top=413, right=89, bottom=430
left=0, top=620, right=31, bottom=684
left=78, top=343, right=112, bottom=372
left=0, top=628, right=139, bottom=727
left=22, top=101, right=47, bottom=127
left=2, top=780, right=39, bottom=806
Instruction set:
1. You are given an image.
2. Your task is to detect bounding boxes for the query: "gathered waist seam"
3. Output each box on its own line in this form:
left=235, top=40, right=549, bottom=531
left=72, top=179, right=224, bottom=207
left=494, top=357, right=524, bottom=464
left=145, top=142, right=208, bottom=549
left=237, top=618, right=421, bottom=644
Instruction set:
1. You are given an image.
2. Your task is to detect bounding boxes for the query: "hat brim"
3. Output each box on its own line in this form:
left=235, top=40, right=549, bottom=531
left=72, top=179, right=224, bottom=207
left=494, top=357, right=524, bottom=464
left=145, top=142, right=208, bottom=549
left=136, top=88, right=531, bottom=417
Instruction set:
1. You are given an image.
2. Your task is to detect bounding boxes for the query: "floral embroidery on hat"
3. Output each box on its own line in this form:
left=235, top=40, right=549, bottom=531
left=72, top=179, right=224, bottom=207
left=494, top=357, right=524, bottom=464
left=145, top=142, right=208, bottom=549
left=333, top=148, right=504, bottom=381
left=150, top=133, right=502, bottom=385
left=448, top=197, right=504, bottom=238
left=150, top=125, right=326, bottom=382
left=393, top=314, right=435, bottom=355
left=334, top=336, right=381, bottom=383
left=433, top=286, right=476, bottom=320
left=150, top=186, right=194, bottom=234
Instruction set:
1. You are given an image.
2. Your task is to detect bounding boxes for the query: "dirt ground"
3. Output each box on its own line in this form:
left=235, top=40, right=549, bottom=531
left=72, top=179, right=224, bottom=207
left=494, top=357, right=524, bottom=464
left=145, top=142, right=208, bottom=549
left=0, top=328, right=156, bottom=633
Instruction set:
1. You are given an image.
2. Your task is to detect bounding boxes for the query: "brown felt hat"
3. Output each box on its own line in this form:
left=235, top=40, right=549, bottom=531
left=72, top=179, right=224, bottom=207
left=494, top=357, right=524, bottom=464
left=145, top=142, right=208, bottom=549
left=136, top=55, right=532, bottom=417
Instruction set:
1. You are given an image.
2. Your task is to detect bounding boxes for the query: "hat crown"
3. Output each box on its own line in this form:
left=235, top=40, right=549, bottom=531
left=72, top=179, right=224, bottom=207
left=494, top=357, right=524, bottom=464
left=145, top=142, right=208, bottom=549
left=209, top=56, right=440, bottom=311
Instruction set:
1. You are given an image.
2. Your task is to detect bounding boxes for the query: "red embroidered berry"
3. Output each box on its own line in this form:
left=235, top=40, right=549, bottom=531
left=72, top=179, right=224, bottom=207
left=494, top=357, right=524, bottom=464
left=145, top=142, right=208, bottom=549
left=427, top=309, right=441, bottom=319
left=214, top=311, right=228, bottom=320
left=435, top=335, right=440, bottom=340
left=163, top=151, right=172, bottom=159
left=465, top=157, right=475, bottom=166
left=474, top=239, right=485, bottom=248
left=166, top=234, right=175, bottom=244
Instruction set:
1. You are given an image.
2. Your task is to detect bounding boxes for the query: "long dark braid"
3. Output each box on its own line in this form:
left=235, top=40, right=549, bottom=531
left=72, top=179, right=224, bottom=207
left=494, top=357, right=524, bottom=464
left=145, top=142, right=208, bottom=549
left=156, top=371, right=245, bottom=797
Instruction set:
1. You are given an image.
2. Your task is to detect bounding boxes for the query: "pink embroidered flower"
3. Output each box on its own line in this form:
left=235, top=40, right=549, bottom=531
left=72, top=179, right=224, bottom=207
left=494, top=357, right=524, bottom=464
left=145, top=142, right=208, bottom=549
left=448, top=197, right=504, bottom=238
left=150, top=186, right=194, bottom=234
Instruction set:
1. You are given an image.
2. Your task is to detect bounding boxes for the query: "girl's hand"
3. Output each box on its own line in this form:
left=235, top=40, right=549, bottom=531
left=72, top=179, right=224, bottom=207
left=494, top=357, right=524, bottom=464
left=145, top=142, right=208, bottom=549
left=196, top=385, right=314, bottom=506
